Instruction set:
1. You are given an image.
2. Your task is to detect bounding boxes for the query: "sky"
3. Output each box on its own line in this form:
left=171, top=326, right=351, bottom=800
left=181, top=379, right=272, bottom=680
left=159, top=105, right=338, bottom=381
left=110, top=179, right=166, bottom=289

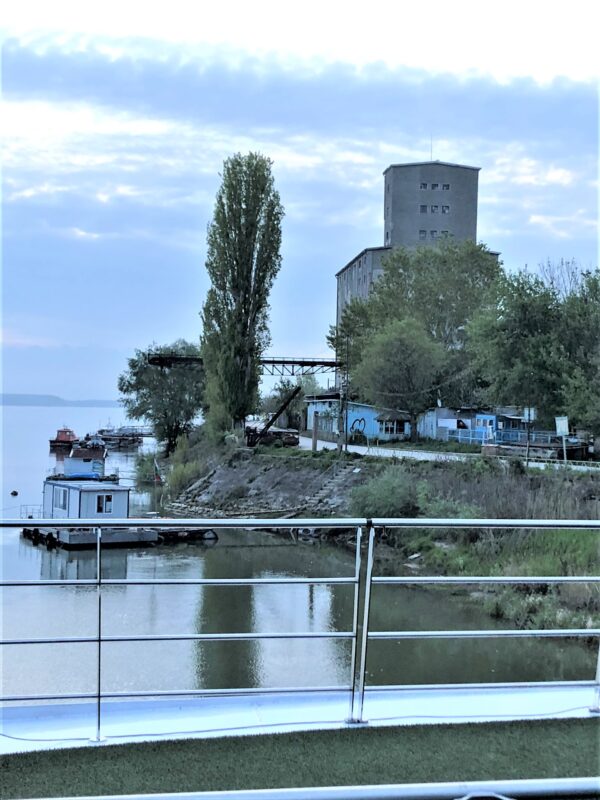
left=1, top=1, right=598, bottom=399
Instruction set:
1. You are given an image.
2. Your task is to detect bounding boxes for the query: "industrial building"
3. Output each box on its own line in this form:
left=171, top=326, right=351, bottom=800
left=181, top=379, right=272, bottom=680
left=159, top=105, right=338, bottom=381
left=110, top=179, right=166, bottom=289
left=336, top=160, right=480, bottom=325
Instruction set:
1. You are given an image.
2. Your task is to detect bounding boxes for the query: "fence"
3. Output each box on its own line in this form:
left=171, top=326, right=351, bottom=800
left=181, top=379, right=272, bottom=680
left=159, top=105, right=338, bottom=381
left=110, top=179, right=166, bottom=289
left=496, top=429, right=556, bottom=446
left=1, top=516, right=599, bottom=743
left=444, top=429, right=489, bottom=445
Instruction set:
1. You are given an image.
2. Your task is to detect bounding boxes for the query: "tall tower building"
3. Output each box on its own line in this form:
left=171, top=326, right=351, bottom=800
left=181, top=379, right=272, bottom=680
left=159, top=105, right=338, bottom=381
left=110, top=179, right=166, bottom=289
left=336, top=160, right=481, bottom=326
left=384, top=161, right=479, bottom=247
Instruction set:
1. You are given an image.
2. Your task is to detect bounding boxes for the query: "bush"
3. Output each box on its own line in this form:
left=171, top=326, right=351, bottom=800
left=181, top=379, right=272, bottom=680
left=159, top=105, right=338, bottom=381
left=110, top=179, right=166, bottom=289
left=135, top=452, right=158, bottom=485
left=350, top=467, right=419, bottom=517
left=167, top=461, right=206, bottom=498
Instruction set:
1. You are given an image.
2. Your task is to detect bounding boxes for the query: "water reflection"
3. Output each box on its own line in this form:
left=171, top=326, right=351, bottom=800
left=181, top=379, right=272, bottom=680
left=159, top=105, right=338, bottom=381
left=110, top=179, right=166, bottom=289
left=2, top=528, right=597, bottom=698
left=39, top=548, right=128, bottom=581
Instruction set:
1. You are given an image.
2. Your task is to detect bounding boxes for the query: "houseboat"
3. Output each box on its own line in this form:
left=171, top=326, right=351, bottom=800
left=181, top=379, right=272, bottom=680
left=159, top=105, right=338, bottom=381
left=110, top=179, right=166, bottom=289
left=20, top=477, right=158, bottom=549
left=22, top=440, right=216, bottom=548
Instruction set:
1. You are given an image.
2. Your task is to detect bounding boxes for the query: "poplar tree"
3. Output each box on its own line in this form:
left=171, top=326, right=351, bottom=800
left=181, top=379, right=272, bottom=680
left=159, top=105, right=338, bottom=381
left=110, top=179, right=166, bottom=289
left=201, top=153, right=284, bottom=430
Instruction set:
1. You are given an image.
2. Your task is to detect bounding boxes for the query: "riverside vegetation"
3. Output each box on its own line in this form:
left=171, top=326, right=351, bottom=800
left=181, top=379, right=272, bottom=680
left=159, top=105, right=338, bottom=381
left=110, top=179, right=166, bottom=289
left=144, top=429, right=599, bottom=638
left=350, top=458, right=599, bottom=635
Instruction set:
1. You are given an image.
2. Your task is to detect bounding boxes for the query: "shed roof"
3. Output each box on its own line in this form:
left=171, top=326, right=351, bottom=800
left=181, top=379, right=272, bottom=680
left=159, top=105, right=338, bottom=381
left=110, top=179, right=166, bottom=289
left=44, top=479, right=128, bottom=492
left=70, top=447, right=107, bottom=459
left=376, top=411, right=411, bottom=422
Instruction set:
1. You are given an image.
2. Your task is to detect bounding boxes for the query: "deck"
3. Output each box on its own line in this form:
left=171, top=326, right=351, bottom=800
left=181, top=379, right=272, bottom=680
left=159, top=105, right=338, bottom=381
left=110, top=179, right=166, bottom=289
left=2, top=683, right=597, bottom=755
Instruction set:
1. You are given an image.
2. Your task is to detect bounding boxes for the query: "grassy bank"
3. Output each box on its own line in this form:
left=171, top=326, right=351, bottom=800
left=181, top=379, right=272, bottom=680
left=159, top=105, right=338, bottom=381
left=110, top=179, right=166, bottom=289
left=350, top=460, right=600, bottom=632
left=2, top=719, right=598, bottom=798
left=154, top=427, right=236, bottom=498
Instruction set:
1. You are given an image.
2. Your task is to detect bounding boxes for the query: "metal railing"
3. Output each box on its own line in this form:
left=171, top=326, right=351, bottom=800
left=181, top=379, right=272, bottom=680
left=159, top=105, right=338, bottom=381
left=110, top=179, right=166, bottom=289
left=19, top=504, right=43, bottom=519
left=1, top=516, right=599, bottom=743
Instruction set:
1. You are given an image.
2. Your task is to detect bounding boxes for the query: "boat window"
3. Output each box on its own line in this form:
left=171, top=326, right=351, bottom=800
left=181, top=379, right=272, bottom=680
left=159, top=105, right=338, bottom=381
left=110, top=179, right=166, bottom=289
left=53, top=487, right=67, bottom=510
left=96, top=494, right=113, bottom=513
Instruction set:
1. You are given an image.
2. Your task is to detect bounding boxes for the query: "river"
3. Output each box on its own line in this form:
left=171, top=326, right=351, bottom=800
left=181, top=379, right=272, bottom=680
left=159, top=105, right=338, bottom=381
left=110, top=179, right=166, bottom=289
left=1, top=405, right=595, bottom=700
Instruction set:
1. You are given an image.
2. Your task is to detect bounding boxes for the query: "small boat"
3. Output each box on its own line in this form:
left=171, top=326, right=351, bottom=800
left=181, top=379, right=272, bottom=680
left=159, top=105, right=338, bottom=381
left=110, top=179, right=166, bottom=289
left=96, top=426, right=143, bottom=448
left=49, top=427, right=79, bottom=452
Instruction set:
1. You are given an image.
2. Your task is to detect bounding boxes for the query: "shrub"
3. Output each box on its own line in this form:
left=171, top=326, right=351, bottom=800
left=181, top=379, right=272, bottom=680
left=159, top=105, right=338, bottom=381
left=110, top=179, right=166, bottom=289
left=135, top=452, right=158, bottom=485
left=167, top=461, right=206, bottom=498
left=350, top=467, right=419, bottom=517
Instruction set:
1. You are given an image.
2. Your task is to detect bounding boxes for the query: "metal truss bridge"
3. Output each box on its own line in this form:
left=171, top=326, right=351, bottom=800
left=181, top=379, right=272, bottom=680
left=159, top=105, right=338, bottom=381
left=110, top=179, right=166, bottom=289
left=147, top=353, right=342, bottom=376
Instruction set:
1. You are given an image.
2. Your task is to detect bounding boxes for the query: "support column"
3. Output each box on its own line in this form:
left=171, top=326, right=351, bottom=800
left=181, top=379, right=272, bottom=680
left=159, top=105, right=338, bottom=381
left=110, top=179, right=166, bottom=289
left=90, top=526, right=105, bottom=743
left=590, top=640, right=600, bottom=713
left=312, top=411, right=319, bottom=452
left=348, top=525, right=375, bottom=724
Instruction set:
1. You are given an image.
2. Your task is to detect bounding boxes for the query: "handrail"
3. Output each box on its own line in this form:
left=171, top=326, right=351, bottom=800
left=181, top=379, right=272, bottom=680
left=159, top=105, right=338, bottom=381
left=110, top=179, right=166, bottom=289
left=4, top=516, right=600, bottom=529
left=1, top=516, right=599, bottom=744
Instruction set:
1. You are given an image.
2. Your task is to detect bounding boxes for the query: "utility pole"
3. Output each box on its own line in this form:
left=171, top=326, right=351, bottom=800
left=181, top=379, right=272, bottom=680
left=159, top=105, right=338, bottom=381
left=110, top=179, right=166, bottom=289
left=344, top=336, right=350, bottom=454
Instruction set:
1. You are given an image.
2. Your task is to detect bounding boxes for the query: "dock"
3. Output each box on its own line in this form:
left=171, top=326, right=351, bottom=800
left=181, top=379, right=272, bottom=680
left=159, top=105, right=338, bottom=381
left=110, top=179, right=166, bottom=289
left=21, top=526, right=218, bottom=549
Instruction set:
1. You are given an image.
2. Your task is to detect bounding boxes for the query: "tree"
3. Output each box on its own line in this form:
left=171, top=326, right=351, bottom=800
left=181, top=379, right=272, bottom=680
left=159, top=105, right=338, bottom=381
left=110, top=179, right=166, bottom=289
left=118, top=341, right=205, bottom=455
left=353, top=318, right=445, bottom=442
left=329, top=240, right=501, bottom=407
left=201, top=153, right=284, bottom=431
left=466, top=272, right=567, bottom=422
left=370, top=240, right=502, bottom=349
left=557, top=269, right=600, bottom=430
left=467, top=266, right=600, bottom=427
left=561, top=359, right=600, bottom=433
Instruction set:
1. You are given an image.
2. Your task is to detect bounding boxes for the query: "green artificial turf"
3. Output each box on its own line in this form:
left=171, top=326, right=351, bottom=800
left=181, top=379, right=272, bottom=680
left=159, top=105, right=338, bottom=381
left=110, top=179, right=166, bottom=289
left=2, top=719, right=599, bottom=798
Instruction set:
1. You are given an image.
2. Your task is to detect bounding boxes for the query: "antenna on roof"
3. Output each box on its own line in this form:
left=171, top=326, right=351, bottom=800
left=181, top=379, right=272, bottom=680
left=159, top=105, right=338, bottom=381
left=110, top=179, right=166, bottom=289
left=430, top=135, right=433, bottom=161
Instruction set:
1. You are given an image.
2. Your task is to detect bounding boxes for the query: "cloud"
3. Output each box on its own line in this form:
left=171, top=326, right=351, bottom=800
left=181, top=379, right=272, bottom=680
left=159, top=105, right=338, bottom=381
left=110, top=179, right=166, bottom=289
left=7, top=182, right=71, bottom=200
left=528, top=210, right=598, bottom=239
left=70, top=226, right=101, bottom=240
left=0, top=330, right=63, bottom=348
left=485, top=154, right=577, bottom=187
left=3, top=1, right=599, bottom=83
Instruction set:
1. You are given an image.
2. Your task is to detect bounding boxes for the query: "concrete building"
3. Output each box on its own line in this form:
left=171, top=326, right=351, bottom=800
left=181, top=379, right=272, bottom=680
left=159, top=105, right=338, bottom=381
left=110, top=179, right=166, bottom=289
left=336, top=160, right=480, bottom=325
left=335, top=246, right=389, bottom=334
left=384, top=161, right=479, bottom=248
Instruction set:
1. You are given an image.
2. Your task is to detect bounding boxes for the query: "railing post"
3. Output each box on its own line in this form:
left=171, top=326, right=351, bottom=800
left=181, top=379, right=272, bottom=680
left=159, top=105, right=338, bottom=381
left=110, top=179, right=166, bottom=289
left=347, top=524, right=375, bottom=724
left=347, top=525, right=362, bottom=717
left=90, top=526, right=105, bottom=743
left=590, top=639, right=600, bottom=713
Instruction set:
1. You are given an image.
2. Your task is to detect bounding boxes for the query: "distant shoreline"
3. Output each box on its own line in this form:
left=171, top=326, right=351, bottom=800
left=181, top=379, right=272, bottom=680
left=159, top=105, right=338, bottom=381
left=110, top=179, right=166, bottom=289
left=1, top=394, right=121, bottom=408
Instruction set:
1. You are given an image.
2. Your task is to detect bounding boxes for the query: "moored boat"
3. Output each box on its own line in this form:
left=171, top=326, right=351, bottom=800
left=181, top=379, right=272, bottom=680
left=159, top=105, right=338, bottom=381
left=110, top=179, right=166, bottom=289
left=49, top=427, right=79, bottom=452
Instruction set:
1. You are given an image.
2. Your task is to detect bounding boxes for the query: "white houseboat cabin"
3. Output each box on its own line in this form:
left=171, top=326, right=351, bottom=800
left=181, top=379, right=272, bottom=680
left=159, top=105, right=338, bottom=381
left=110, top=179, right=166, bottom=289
left=43, top=479, right=130, bottom=520
left=63, top=445, right=108, bottom=478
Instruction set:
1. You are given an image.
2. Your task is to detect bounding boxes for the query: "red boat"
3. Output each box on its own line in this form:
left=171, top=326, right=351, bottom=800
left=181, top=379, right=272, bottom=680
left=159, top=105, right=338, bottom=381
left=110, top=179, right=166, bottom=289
left=49, top=427, right=79, bottom=451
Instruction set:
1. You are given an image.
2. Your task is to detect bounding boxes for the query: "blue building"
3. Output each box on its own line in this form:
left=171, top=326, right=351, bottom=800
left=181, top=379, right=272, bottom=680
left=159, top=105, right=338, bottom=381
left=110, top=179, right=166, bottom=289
left=418, top=406, right=535, bottom=444
left=305, top=393, right=410, bottom=442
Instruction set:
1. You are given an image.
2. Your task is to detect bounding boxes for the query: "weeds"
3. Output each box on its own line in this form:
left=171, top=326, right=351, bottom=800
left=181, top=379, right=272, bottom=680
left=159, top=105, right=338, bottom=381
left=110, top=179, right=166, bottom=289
left=353, top=461, right=600, bottom=630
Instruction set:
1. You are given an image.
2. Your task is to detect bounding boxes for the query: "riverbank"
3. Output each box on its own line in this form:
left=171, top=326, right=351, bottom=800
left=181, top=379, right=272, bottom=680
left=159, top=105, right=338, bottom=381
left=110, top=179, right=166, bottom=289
left=157, top=431, right=600, bottom=637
